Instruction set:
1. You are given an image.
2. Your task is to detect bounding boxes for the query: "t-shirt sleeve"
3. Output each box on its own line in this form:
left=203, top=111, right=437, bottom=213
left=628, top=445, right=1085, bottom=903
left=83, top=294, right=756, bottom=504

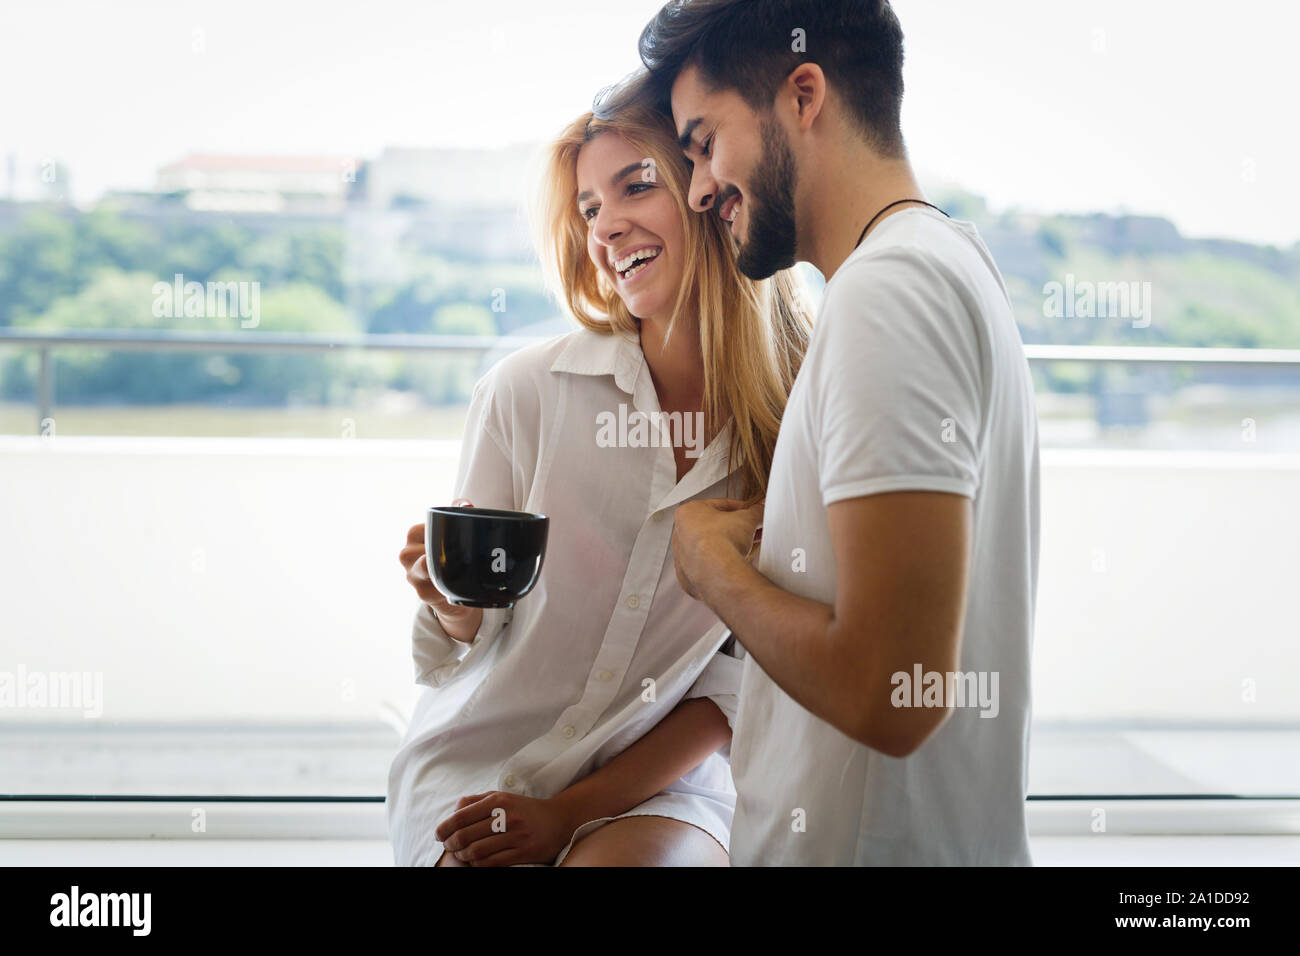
left=815, top=247, right=984, bottom=507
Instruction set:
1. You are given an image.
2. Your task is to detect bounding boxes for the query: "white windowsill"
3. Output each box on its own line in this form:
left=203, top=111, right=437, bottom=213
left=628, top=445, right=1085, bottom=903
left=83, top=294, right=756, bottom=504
left=2, top=800, right=1298, bottom=865
left=3, top=798, right=1299, bottom=839
left=2, top=834, right=1297, bottom=867
left=0, top=800, right=388, bottom=839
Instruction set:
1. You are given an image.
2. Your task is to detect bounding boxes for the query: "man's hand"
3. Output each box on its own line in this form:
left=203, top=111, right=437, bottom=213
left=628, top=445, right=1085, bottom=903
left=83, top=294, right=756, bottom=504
left=671, top=497, right=764, bottom=600
left=434, top=791, right=581, bottom=867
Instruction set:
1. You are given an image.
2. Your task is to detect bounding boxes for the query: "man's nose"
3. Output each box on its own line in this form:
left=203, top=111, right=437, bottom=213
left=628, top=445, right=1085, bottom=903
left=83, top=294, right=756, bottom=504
left=688, top=164, right=718, bottom=213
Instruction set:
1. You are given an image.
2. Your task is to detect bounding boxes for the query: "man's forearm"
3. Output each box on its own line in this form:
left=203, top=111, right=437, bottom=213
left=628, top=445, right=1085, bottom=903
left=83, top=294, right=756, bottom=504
left=550, top=698, right=731, bottom=831
left=693, top=543, right=868, bottom=739
left=693, top=544, right=949, bottom=754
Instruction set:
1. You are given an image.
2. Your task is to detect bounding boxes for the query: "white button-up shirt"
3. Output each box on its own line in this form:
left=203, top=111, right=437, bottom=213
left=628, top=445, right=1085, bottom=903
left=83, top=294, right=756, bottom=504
left=387, top=328, right=744, bottom=867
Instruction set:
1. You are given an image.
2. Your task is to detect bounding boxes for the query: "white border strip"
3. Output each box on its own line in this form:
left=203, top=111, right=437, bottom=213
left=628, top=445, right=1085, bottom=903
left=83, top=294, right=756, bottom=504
left=1027, top=800, right=1300, bottom=836
left=1, top=799, right=1297, bottom=840
left=0, top=801, right=388, bottom=840
left=1040, top=448, right=1300, bottom=470
left=0, top=436, right=463, bottom=458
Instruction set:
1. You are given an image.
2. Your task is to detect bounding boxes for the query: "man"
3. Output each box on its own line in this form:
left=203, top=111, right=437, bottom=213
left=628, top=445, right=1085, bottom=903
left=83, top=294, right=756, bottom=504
left=640, top=0, right=1040, bottom=864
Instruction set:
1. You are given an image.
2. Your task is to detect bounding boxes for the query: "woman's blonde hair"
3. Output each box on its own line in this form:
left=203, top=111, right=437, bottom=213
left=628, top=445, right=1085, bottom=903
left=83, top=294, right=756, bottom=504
left=532, top=77, right=814, bottom=499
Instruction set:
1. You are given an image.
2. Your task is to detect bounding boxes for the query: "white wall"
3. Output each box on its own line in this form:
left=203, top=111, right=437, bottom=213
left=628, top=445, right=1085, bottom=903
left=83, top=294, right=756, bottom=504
left=2, top=438, right=1298, bottom=730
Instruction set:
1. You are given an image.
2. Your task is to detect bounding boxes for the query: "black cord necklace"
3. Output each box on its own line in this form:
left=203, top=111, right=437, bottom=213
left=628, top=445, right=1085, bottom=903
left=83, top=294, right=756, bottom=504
left=855, top=198, right=949, bottom=250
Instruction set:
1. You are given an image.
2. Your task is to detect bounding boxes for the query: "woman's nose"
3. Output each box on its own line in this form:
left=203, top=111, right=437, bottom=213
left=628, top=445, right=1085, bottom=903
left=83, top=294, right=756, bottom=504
left=594, top=207, right=629, bottom=245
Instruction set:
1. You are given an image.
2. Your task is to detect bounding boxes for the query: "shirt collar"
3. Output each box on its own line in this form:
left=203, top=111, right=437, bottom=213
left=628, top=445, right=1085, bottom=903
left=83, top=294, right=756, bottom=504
left=550, top=326, right=742, bottom=505
left=550, top=327, right=642, bottom=396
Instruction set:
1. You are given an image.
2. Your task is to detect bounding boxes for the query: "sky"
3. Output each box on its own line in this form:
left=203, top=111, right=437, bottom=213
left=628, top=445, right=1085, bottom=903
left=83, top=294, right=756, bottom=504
left=2, top=0, right=1297, bottom=246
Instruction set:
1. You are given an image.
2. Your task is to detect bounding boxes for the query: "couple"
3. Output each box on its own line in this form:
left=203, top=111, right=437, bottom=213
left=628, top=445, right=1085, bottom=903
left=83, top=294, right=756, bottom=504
left=388, top=0, right=1039, bottom=867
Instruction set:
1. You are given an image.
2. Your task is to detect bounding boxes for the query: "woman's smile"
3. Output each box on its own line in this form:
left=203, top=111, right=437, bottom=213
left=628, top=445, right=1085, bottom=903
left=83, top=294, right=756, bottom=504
left=614, top=245, right=663, bottom=284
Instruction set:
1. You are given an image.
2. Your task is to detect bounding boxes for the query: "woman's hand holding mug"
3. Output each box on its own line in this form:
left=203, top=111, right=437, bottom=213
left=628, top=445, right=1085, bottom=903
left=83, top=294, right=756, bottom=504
left=399, top=498, right=483, bottom=644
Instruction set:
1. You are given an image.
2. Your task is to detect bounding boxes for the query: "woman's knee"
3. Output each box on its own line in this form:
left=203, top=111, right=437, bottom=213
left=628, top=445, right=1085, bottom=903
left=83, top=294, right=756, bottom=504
left=435, top=846, right=469, bottom=867
left=558, top=815, right=729, bottom=867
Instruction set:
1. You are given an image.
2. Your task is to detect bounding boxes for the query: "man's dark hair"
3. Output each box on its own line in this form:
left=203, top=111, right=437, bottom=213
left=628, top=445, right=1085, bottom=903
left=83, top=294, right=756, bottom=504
left=638, top=0, right=906, bottom=158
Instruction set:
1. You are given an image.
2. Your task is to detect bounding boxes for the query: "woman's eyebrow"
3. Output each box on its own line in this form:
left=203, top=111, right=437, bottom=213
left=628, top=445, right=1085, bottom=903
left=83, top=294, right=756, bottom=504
left=577, top=161, right=649, bottom=204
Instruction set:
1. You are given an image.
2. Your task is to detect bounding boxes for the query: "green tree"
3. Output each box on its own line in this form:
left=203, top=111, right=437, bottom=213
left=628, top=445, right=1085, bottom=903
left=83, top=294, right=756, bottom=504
left=237, top=229, right=346, bottom=302
left=227, top=282, right=360, bottom=404
left=432, top=303, right=495, bottom=336
left=0, top=212, right=81, bottom=324
left=2, top=270, right=225, bottom=402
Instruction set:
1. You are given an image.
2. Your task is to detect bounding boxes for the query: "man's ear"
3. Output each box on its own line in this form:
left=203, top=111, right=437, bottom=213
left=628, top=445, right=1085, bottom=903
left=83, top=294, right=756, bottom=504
left=785, top=62, right=827, bottom=132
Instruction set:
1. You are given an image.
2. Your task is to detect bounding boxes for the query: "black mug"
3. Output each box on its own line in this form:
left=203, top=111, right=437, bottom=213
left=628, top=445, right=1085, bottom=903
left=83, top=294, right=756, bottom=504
left=425, top=506, right=549, bottom=609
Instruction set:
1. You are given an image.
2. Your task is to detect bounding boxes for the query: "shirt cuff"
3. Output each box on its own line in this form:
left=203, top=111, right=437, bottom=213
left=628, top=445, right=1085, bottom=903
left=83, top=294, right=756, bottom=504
left=411, top=603, right=508, bottom=688
left=683, top=644, right=745, bottom=732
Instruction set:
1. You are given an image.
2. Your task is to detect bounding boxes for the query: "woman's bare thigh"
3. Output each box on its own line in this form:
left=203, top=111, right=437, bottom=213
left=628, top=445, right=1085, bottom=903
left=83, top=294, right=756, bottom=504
left=558, top=815, right=729, bottom=867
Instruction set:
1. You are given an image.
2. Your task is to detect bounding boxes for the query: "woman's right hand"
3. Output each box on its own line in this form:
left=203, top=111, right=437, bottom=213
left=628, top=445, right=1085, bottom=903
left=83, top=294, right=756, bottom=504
left=400, top=500, right=484, bottom=644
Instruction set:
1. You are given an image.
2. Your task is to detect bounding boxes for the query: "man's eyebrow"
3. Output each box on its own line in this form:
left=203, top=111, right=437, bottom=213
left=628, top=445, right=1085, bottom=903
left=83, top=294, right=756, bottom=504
left=576, top=161, right=650, bottom=205
left=677, top=118, right=704, bottom=152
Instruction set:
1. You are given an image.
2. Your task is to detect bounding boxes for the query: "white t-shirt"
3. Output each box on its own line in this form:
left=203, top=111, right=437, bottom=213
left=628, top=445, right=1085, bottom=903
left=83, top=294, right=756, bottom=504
left=728, top=206, right=1040, bottom=866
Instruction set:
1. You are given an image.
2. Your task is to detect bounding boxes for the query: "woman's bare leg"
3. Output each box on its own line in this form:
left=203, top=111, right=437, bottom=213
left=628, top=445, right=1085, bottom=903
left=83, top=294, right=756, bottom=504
left=558, top=815, right=729, bottom=867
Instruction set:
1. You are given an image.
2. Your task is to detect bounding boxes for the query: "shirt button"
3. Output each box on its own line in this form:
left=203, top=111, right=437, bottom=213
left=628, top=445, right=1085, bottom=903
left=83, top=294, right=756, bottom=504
left=626, top=595, right=640, bottom=609
left=596, top=670, right=613, bottom=681
left=562, top=725, right=576, bottom=739
left=503, top=773, right=516, bottom=788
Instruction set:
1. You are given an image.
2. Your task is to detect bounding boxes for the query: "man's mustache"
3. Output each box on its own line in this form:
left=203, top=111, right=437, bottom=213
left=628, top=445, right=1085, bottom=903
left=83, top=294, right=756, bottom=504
left=715, top=184, right=741, bottom=217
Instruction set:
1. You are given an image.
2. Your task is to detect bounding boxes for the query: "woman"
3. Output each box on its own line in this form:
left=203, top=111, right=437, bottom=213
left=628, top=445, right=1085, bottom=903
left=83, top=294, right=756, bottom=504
left=387, top=75, right=813, bottom=867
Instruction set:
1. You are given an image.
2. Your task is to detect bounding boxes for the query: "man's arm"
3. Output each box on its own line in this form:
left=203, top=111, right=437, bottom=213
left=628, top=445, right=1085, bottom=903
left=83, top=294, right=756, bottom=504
left=674, top=491, right=970, bottom=757
left=550, top=697, right=732, bottom=832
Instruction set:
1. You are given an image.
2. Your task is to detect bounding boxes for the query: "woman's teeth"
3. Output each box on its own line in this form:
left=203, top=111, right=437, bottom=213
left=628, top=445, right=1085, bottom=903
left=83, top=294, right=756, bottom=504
left=615, top=247, right=661, bottom=279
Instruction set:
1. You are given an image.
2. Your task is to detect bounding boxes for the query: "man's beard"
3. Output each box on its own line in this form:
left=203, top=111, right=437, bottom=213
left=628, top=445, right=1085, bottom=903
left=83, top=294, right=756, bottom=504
left=734, top=114, right=799, bottom=280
